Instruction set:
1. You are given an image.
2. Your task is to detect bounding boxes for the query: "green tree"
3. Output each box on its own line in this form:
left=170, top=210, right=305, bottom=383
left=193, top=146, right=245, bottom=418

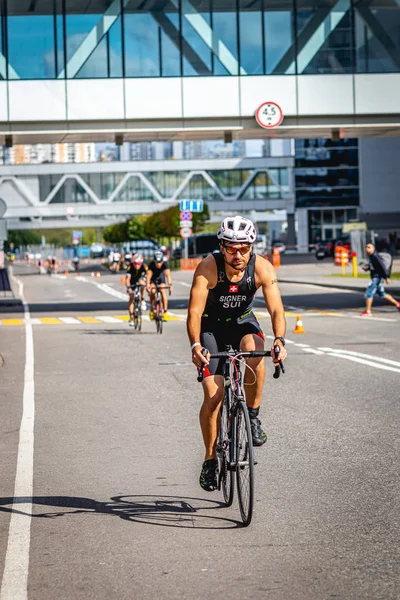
left=127, top=215, right=147, bottom=240
left=103, top=221, right=129, bottom=243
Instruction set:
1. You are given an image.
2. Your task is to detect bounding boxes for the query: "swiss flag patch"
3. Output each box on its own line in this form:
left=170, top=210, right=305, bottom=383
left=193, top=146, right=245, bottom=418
left=229, top=285, right=239, bottom=293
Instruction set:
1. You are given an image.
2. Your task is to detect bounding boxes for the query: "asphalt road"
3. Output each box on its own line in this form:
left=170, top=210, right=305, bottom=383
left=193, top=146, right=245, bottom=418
left=1, top=264, right=400, bottom=600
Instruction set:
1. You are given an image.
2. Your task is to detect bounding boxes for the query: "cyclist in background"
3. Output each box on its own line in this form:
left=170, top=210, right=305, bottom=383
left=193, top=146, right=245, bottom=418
left=124, top=250, right=132, bottom=269
left=146, top=250, right=173, bottom=319
left=187, top=215, right=287, bottom=492
left=126, top=253, right=148, bottom=325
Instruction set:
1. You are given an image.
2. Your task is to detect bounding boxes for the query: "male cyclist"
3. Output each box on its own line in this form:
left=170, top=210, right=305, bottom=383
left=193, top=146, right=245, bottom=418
left=146, top=250, right=173, bottom=319
left=187, top=216, right=287, bottom=492
left=126, top=253, right=148, bottom=326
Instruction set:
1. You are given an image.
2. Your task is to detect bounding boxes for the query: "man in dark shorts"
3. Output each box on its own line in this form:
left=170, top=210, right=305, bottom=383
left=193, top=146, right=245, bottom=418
left=126, top=253, right=148, bottom=325
left=146, top=250, right=173, bottom=319
left=187, top=216, right=287, bottom=491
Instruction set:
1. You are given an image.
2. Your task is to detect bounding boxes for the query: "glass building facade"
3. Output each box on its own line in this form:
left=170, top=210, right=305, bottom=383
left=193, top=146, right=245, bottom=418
left=295, top=138, right=360, bottom=244
left=1, top=1, right=400, bottom=79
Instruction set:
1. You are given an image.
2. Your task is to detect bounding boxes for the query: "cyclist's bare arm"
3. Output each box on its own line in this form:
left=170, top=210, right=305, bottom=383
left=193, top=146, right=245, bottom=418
left=164, top=268, right=172, bottom=291
left=146, top=270, right=153, bottom=290
left=255, top=255, right=287, bottom=362
left=187, top=256, right=216, bottom=367
left=125, top=273, right=131, bottom=290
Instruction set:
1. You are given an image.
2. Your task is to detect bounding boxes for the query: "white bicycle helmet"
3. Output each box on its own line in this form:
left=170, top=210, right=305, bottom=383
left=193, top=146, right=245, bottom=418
left=217, top=215, right=257, bottom=244
left=132, top=253, right=143, bottom=265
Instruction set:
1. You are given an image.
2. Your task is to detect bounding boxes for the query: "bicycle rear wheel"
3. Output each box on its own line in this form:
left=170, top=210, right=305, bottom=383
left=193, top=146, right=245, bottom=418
left=235, top=401, right=255, bottom=526
left=134, top=297, right=140, bottom=330
left=155, top=300, right=163, bottom=334
left=218, top=391, right=234, bottom=506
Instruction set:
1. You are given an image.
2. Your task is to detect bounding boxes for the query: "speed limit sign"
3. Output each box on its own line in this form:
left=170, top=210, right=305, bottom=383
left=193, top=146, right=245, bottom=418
left=255, top=101, right=283, bottom=129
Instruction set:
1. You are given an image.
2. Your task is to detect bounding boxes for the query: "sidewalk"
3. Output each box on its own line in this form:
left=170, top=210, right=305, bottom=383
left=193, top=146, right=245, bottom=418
left=277, top=257, right=400, bottom=296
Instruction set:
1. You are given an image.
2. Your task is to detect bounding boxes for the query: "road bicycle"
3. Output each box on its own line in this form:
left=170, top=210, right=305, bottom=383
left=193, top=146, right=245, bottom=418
left=153, top=283, right=171, bottom=334
left=198, top=345, right=284, bottom=526
left=128, top=283, right=145, bottom=331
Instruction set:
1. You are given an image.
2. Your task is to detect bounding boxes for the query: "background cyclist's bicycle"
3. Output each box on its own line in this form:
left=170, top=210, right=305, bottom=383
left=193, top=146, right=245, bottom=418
left=129, top=283, right=145, bottom=331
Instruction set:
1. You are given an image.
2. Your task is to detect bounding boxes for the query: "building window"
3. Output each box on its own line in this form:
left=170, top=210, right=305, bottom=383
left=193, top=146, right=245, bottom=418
left=295, top=0, right=353, bottom=74
left=239, top=0, right=264, bottom=74
left=65, top=1, right=122, bottom=78
left=7, top=0, right=62, bottom=79
left=264, top=1, right=295, bottom=74
left=354, top=1, right=400, bottom=73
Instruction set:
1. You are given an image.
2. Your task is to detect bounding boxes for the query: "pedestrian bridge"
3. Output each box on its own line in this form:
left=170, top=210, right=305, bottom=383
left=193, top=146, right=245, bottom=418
left=1, top=157, right=295, bottom=230
left=1, top=0, right=400, bottom=144
left=2, top=73, right=400, bottom=144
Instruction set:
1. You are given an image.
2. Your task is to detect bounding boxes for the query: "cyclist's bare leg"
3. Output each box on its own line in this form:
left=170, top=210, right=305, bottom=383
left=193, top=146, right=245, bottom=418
left=128, top=293, right=134, bottom=318
left=149, top=285, right=156, bottom=311
left=240, top=333, right=266, bottom=410
left=160, top=284, right=168, bottom=311
left=200, top=375, right=224, bottom=460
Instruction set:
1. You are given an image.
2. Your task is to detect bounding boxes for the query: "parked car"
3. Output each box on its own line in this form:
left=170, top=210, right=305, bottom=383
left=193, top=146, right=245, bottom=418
left=90, top=243, right=108, bottom=258
left=173, top=234, right=219, bottom=259
left=315, top=237, right=351, bottom=260
left=127, top=239, right=161, bottom=260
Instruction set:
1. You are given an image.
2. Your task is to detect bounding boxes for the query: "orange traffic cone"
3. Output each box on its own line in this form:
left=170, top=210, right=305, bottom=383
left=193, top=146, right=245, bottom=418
left=65, top=270, right=69, bottom=276
left=120, top=275, right=125, bottom=284
left=96, top=272, right=101, bottom=279
left=293, top=315, right=305, bottom=334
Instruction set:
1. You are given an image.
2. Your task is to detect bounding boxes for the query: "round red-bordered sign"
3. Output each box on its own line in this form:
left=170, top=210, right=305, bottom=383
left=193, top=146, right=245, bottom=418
left=255, top=101, right=284, bottom=129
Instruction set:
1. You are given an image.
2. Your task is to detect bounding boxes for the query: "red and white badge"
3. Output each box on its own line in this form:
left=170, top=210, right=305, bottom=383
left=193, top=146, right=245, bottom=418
left=229, top=285, right=239, bottom=293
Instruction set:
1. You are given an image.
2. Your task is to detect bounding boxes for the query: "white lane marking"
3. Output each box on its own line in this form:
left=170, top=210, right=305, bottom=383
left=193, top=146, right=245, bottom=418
left=351, top=315, right=397, bottom=322
left=254, top=311, right=270, bottom=318
left=318, top=347, right=400, bottom=368
left=78, top=277, right=127, bottom=301
left=265, top=334, right=295, bottom=344
left=26, top=318, right=42, bottom=326
left=301, top=348, right=325, bottom=355
left=293, top=343, right=310, bottom=348
left=177, top=281, right=191, bottom=288
left=96, top=316, right=122, bottom=324
left=59, top=317, right=82, bottom=324
left=2, top=273, right=35, bottom=600
left=52, top=274, right=67, bottom=280
left=324, top=352, right=400, bottom=374
left=281, top=281, right=357, bottom=294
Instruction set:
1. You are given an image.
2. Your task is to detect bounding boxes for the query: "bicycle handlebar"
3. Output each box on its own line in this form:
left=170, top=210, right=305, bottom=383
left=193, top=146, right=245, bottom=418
left=197, top=346, right=285, bottom=383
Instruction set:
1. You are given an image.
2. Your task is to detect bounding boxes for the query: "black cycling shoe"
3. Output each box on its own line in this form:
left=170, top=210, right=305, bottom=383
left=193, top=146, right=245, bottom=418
left=199, top=459, right=219, bottom=492
left=250, top=417, right=267, bottom=446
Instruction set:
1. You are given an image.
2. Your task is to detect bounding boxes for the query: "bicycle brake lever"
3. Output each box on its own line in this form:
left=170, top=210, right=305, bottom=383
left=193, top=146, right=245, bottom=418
left=197, top=347, right=209, bottom=382
left=272, top=344, right=284, bottom=379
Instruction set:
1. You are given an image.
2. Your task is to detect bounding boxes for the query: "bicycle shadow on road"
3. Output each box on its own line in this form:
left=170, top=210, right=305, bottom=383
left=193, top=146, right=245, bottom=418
left=0, top=494, right=240, bottom=529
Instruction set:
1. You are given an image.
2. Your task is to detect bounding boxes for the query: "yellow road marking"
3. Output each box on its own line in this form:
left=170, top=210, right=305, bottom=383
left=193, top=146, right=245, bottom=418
left=163, top=314, right=181, bottom=321
left=114, top=315, right=130, bottom=321
left=77, top=316, right=102, bottom=324
left=1, top=319, right=23, bottom=326
left=40, top=318, right=62, bottom=325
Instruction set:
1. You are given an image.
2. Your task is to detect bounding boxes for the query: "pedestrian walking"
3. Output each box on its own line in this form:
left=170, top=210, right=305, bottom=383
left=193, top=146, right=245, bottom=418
left=361, top=242, right=400, bottom=316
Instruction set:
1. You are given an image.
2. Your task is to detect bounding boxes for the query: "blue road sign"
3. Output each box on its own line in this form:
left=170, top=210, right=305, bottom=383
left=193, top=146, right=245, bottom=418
left=180, top=200, right=203, bottom=213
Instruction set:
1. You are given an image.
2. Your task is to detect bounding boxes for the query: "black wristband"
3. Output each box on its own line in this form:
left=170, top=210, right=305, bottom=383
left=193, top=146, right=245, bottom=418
left=274, top=336, right=285, bottom=346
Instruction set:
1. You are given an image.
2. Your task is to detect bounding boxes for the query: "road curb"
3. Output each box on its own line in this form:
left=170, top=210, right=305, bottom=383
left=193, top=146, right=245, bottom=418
left=279, top=278, right=400, bottom=296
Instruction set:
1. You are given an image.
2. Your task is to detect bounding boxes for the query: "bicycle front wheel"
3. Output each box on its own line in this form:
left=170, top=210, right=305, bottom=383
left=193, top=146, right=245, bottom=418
left=219, top=392, right=234, bottom=506
left=235, top=401, right=255, bottom=526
